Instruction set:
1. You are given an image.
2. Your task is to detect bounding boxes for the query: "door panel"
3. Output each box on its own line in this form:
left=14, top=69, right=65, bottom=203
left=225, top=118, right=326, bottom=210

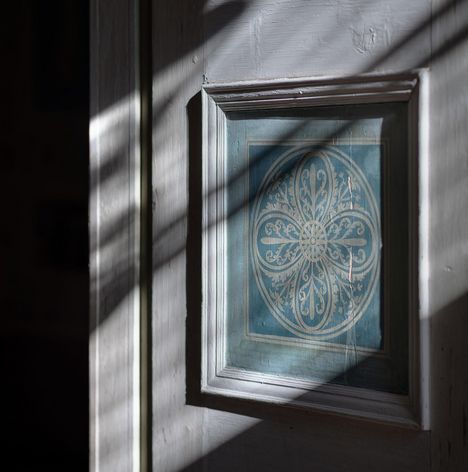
left=150, top=1, right=467, bottom=471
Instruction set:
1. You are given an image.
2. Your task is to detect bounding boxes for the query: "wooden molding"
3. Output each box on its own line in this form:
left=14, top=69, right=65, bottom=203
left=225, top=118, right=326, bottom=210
left=90, top=0, right=141, bottom=471
left=201, top=72, right=429, bottom=429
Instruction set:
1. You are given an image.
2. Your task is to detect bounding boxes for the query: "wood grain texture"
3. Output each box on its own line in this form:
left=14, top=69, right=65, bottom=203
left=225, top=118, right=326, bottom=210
left=429, top=1, right=468, bottom=471
left=151, top=1, right=205, bottom=471
left=146, top=0, right=468, bottom=472
left=201, top=76, right=423, bottom=428
left=204, top=0, right=431, bottom=82
left=150, top=1, right=436, bottom=471
left=87, top=0, right=468, bottom=469
left=90, top=0, right=140, bottom=471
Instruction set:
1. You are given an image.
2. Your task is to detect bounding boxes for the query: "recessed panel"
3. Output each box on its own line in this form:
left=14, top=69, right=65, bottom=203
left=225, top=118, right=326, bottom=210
left=225, top=104, right=408, bottom=394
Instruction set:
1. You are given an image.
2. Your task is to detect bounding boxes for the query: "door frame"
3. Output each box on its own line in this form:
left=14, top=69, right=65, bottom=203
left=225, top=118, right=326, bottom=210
left=90, top=0, right=143, bottom=471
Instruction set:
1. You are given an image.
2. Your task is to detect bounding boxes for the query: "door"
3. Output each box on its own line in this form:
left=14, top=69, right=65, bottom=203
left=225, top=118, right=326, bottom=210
left=152, top=0, right=431, bottom=472
left=150, top=1, right=468, bottom=471
left=91, top=1, right=468, bottom=471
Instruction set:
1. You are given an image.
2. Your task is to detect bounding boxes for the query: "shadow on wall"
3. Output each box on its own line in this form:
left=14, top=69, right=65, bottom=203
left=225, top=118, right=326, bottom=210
left=183, top=89, right=423, bottom=472
left=90, top=0, right=468, bottom=471
left=93, top=1, right=468, bottom=325
left=180, top=289, right=467, bottom=472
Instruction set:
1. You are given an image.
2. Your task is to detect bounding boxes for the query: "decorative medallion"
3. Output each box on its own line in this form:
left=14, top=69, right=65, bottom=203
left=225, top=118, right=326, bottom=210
left=251, top=145, right=381, bottom=341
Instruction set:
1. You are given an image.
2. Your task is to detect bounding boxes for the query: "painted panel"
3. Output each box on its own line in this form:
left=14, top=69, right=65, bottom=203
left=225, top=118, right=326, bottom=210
left=225, top=104, right=408, bottom=394
left=204, top=0, right=431, bottom=82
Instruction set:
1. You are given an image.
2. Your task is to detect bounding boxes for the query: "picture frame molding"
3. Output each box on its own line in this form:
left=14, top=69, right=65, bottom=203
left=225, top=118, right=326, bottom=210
left=201, top=72, right=429, bottom=429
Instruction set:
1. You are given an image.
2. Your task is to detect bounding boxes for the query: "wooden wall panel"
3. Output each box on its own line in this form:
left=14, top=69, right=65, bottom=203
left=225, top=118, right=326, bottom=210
left=146, top=1, right=468, bottom=471
left=204, top=0, right=431, bottom=82
left=90, top=1, right=140, bottom=471
left=430, top=1, right=468, bottom=471
left=151, top=1, right=205, bottom=471
left=150, top=1, right=442, bottom=471
left=90, top=0, right=468, bottom=469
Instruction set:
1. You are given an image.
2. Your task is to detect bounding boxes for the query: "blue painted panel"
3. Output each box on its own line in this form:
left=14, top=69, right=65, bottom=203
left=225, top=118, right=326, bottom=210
left=248, top=143, right=382, bottom=349
left=224, top=105, right=408, bottom=394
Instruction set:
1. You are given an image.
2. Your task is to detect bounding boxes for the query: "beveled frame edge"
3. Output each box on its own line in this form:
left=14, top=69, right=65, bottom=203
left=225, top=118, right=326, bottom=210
left=201, top=71, right=430, bottom=430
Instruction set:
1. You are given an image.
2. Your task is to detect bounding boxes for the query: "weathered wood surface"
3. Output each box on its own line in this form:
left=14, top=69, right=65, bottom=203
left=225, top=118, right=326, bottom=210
left=204, top=0, right=431, bottom=82
left=90, top=0, right=140, bottom=471
left=89, top=0, right=468, bottom=468
left=430, top=1, right=468, bottom=471
left=150, top=0, right=468, bottom=471
left=151, top=1, right=205, bottom=471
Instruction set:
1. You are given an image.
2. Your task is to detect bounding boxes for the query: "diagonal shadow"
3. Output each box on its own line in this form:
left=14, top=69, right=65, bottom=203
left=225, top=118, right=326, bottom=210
left=180, top=290, right=468, bottom=472
left=93, top=0, right=468, bottom=330
left=91, top=1, right=468, bottom=470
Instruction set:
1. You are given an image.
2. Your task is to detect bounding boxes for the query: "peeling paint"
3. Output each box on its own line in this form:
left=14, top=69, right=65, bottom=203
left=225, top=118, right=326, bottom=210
left=352, top=26, right=377, bottom=54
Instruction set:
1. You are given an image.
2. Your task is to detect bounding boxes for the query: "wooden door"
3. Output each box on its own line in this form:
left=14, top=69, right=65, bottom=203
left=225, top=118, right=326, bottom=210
left=150, top=1, right=433, bottom=471
left=91, top=1, right=468, bottom=471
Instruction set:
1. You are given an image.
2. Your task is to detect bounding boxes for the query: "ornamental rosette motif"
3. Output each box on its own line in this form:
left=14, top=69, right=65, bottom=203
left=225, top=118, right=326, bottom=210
left=251, top=146, right=381, bottom=341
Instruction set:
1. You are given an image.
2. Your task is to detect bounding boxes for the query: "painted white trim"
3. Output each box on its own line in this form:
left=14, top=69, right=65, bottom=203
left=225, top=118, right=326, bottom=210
left=201, top=72, right=429, bottom=429
left=417, top=69, right=431, bottom=431
left=90, top=0, right=142, bottom=471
